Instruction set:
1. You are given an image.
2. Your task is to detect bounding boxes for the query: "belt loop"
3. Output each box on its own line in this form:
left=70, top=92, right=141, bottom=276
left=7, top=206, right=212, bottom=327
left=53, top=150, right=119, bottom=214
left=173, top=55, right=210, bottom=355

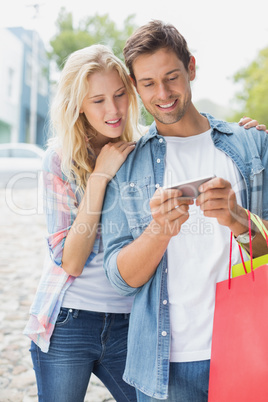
left=73, top=309, right=79, bottom=318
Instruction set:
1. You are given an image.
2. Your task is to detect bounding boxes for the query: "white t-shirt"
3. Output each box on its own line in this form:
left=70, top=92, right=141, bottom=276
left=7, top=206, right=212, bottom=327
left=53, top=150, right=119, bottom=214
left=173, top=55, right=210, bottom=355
left=163, top=130, right=245, bottom=362
left=62, top=238, right=133, bottom=313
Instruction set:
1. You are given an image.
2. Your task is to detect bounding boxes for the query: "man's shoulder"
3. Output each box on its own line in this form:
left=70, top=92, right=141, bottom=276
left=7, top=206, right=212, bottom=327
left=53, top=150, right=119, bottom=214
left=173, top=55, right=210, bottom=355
left=203, top=113, right=268, bottom=158
left=214, top=120, right=268, bottom=163
left=226, top=121, right=267, bottom=147
left=204, top=113, right=254, bottom=134
left=123, top=129, right=153, bottom=161
left=115, top=129, right=155, bottom=182
left=119, top=138, right=148, bottom=169
left=206, top=113, right=266, bottom=144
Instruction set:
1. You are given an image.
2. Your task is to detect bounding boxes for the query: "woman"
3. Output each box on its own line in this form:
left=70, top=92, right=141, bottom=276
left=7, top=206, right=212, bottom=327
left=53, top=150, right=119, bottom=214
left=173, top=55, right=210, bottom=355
left=24, top=44, right=140, bottom=402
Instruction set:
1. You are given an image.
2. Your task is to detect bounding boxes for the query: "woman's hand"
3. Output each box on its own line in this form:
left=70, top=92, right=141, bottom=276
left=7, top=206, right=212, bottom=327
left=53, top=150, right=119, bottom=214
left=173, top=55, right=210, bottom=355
left=239, top=116, right=268, bottom=133
left=92, top=141, right=136, bottom=183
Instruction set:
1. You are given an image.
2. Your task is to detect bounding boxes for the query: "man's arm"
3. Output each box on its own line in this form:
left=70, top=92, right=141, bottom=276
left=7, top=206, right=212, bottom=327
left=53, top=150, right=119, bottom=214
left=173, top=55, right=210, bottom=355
left=102, top=185, right=192, bottom=290
left=117, top=189, right=193, bottom=287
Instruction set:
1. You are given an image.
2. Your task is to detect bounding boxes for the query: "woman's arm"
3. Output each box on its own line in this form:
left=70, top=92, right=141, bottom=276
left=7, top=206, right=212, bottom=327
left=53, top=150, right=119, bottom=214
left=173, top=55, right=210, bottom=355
left=61, top=141, right=135, bottom=276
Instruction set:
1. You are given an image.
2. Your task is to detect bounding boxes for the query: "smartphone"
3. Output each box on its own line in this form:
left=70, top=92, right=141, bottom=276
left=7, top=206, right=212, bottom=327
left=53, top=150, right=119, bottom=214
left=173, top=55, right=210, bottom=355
left=163, top=175, right=215, bottom=198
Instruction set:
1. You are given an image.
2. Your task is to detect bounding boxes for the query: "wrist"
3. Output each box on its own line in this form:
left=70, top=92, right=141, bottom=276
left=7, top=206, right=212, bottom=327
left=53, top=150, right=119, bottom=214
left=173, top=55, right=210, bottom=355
left=229, top=206, right=249, bottom=237
left=88, top=172, right=110, bottom=187
left=145, top=220, right=172, bottom=243
left=234, top=230, right=256, bottom=244
left=230, top=207, right=257, bottom=244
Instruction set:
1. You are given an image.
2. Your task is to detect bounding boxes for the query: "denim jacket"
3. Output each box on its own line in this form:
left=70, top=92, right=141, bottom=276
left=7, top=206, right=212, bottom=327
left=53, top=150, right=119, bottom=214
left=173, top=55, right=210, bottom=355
left=102, top=114, right=268, bottom=399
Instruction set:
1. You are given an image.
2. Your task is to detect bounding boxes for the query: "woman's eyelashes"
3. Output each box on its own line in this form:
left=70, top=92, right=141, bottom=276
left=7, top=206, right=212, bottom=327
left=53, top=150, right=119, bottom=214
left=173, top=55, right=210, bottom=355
left=93, top=91, right=126, bottom=104
left=115, top=91, right=126, bottom=98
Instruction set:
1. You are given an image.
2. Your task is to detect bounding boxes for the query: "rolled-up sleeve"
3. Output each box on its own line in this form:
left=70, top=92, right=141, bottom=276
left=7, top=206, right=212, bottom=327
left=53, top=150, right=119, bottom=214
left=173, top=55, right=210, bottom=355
left=102, top=177, right=140, bottom=297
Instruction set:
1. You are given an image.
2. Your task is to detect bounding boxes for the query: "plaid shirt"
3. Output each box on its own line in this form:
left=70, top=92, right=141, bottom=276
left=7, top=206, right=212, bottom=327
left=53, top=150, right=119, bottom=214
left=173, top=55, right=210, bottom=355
left=24, top=148, right=100, bottom=352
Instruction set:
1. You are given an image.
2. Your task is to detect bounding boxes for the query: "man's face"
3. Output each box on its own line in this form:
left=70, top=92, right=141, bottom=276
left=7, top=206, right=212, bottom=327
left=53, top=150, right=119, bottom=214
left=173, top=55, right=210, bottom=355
left=133, top=48, right=195, bottom=129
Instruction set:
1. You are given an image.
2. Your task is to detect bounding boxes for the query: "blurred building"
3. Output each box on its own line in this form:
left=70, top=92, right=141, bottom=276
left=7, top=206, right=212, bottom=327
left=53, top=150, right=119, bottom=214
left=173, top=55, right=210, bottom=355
left=0, top=27, right=50, bottom=147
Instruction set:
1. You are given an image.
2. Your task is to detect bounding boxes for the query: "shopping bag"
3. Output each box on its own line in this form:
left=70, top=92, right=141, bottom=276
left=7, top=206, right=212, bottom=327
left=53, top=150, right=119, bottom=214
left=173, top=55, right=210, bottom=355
left=208, top=211, right=268, bottom=402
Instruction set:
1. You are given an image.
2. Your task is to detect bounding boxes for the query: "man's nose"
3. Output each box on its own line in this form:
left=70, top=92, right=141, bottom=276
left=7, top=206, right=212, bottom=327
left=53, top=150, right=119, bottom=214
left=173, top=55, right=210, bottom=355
left=156, top=83, right=171, bottom=100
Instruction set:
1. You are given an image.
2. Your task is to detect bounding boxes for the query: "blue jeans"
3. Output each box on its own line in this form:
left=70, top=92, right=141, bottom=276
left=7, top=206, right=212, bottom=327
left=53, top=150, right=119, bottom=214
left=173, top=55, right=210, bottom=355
left=30, top=308, right=137, bottom=402
left=136, top=360, right=210, bottom=402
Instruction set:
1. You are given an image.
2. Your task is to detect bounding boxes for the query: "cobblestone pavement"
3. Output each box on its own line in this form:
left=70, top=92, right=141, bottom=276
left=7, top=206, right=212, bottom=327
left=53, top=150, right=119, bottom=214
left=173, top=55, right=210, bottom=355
left=0, top=187, right=114, bottom=402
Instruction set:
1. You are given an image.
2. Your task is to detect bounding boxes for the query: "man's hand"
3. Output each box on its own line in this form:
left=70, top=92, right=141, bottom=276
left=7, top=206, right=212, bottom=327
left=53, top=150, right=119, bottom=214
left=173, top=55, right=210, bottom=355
left=195, top=177, right=248, bottom=235
left=116, top=188, right=193, bottom=288
left=148, top=188, right=193, bottom=239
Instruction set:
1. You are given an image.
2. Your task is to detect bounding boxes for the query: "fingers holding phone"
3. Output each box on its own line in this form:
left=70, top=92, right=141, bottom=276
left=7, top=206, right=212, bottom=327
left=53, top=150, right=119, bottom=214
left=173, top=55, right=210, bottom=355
left=163, top=175, right=215, bottom=198
left=196, top=176, right=240, bottom=227
left=149, top=187, right=194, bottom=239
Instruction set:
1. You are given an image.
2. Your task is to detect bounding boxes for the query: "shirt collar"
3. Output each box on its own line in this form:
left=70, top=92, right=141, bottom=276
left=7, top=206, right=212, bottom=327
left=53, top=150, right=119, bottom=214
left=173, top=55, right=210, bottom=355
left=139, top=113, right=233, bottom=147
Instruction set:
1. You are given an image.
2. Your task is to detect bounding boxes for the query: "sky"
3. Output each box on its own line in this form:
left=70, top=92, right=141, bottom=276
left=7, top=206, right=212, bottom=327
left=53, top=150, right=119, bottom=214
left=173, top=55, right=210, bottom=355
left=1, top=0, right=268, bottom=109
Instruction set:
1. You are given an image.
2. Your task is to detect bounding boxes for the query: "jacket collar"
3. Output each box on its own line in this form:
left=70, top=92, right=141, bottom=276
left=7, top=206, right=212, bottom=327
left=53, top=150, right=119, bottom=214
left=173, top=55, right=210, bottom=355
left=139, top=113, right=233, bottom=147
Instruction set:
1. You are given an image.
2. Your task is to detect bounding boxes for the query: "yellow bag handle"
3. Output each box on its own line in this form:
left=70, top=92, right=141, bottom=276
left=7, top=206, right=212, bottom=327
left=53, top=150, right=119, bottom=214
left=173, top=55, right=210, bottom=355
left=231, top=210, right=268, bottom=280
left=246, top=211, right=268, bottom=241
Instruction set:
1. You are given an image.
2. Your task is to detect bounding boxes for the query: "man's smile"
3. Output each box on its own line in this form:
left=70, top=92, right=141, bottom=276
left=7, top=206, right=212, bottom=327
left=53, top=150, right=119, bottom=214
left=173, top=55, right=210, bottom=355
left=156, top=99, right=178, bottom=110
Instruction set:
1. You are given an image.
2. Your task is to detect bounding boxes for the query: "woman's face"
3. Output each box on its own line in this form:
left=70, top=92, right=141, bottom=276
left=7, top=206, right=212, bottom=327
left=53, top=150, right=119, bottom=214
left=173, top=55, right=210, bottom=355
left=80, top=69, right=129, bottom=145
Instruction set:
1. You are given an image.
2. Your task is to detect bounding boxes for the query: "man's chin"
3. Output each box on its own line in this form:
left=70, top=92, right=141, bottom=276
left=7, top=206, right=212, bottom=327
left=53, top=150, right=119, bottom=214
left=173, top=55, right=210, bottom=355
left=154, top=114, right=183, bottom=125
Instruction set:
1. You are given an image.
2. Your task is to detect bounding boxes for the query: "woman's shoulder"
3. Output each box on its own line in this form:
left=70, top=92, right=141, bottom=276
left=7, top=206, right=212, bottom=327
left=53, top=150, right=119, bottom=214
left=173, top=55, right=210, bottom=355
left=42, top=146, right=63, bottom=176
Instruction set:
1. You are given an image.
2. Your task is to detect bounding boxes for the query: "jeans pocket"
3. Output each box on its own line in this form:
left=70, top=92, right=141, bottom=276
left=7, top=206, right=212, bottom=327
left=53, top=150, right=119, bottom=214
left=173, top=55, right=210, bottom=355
left=55, top=307, right=72, bottom=327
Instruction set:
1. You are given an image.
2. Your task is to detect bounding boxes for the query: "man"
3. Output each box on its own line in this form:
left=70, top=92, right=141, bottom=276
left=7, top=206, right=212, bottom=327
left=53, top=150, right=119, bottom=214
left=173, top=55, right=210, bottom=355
left=102, top=20, right=268, bottom=401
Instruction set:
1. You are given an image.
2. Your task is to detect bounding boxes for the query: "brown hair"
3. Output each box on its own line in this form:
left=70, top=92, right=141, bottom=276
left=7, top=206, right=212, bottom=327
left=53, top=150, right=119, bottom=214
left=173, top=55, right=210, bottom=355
left=123, top=20, right=192, bottom=81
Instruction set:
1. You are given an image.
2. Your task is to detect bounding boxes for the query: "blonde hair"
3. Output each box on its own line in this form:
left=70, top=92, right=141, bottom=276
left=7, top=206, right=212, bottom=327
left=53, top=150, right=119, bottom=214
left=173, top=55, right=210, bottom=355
left=49, top=44, right=140, bottom=192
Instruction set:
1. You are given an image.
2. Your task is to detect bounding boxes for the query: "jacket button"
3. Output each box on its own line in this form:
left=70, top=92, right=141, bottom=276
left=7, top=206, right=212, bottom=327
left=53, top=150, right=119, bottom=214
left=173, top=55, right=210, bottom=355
left=162, top=331, right=167, bottom=337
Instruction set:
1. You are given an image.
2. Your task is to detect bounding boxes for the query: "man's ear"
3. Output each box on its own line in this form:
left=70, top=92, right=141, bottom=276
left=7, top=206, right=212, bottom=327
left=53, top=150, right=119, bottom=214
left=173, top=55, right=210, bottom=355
left=129, top=74, right=138, bottom=90
left=188, top=56, right=196, bottom=81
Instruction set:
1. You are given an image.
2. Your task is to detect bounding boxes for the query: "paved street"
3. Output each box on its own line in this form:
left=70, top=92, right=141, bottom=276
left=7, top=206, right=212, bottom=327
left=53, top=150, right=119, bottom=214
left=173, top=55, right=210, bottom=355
left=0, top=187, right=114, bottom=401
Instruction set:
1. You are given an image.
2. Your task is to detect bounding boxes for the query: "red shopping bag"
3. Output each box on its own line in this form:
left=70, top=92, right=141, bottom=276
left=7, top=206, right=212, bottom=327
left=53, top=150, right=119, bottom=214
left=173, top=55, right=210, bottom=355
left=208, top=212, right=268, bottom=402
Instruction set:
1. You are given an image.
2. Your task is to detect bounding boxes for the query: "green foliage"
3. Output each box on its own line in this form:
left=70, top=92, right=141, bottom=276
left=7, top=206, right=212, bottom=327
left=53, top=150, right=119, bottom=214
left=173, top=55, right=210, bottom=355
left=229, top=47, right=268, bottom=126
left=48, top=8, right=137, bottom=70
left=140, top=104, right=154, bottom=126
